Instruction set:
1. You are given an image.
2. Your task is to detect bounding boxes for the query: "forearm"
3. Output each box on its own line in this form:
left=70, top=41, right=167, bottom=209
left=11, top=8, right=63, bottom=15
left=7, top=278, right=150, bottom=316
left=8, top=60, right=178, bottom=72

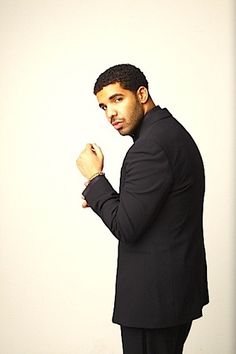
left=82, top=140, right=173, bottom=243
left=82, top=175, right=122, bottom=240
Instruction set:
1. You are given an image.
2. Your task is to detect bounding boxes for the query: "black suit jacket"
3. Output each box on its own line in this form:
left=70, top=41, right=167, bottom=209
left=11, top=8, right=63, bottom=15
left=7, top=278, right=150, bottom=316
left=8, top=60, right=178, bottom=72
left=83, top=106, right=209, bottom=328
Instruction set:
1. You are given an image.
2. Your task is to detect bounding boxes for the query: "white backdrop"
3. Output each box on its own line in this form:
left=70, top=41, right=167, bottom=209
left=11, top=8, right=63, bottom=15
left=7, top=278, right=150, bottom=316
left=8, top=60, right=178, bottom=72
left=0, top=1, right=235, bottom=353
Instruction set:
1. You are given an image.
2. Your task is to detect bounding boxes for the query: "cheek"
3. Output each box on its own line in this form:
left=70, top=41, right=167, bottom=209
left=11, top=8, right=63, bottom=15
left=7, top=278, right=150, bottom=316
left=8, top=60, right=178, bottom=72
left=132, top=104, right=143, bottom=121
left=120, top=105, right=129, bottom=119
left=125, top=102, right=137, bottom=119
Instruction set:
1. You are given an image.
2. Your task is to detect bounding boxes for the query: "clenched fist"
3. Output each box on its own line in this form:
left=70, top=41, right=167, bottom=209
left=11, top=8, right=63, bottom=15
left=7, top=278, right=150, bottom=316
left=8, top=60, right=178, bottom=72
left=76, top=143, right=104, bottom=180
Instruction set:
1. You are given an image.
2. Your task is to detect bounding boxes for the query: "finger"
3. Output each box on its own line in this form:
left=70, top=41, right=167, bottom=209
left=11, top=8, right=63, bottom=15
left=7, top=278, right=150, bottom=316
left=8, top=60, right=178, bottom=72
left=82, top=200, right=89, bottom=208
left=85, top=143, right=93, bottom=151
left=91, top=143, right=103, bottom=158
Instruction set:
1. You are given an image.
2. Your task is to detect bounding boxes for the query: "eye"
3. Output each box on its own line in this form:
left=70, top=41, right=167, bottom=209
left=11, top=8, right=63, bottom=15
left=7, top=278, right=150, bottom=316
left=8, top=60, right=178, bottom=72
left=100, top=104, right=107, bottom=111
left=114, top=97, right=122, bottom=103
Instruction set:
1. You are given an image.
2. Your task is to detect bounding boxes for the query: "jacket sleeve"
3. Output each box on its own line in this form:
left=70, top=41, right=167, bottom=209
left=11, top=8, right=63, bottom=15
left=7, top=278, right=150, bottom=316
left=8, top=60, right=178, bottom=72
left=82, top=139, right=173, bottom=243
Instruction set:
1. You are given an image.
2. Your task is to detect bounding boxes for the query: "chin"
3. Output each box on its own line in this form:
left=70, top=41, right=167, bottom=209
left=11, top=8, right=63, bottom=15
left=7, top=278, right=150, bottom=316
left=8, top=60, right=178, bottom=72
left=118, top=128, right=129, bottom=136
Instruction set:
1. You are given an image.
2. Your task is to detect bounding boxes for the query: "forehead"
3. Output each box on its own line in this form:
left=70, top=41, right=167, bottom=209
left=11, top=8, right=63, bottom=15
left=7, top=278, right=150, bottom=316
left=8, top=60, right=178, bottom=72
left=96, top=82, right=133, bottom=102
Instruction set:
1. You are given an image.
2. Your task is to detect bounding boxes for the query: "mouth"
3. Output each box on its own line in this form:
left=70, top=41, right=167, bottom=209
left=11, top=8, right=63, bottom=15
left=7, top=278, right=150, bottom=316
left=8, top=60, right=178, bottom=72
left=112, top=120, right=124, bottom=130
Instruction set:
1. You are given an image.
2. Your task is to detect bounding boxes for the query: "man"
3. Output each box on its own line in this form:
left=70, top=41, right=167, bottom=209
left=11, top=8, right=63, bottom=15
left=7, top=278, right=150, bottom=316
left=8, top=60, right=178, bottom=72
left=76, top=64, right=209, bottom=354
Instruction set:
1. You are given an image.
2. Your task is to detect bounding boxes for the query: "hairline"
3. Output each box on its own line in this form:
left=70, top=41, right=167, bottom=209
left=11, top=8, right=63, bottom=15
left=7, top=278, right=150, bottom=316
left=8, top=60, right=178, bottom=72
left=94, top=80, right=147, bottom=96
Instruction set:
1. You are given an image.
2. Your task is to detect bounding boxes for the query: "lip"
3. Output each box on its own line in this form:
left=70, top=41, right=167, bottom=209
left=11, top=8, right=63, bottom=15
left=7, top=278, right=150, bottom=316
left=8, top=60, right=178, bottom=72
left=112, top=120, right=124, bottom=130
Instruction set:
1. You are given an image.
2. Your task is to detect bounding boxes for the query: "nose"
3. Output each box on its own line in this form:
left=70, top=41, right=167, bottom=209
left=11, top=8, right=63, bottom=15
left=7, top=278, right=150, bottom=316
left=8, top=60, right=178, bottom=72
left=106, top=105, right=117, bottom=122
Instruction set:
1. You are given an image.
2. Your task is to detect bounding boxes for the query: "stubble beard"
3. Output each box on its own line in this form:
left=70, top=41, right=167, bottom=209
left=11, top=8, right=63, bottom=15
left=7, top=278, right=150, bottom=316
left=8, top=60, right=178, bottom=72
left=119, top=100, right=144, bottom=136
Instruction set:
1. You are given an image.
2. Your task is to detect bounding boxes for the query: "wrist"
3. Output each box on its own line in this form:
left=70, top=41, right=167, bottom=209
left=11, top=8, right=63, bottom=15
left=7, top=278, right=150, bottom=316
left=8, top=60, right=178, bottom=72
left=88, top=171, right=105, bottom=182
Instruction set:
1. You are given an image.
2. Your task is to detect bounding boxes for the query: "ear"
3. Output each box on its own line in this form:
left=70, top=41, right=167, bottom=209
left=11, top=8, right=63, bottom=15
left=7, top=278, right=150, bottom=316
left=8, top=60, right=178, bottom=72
left=137, top=86, right=149, bottom=104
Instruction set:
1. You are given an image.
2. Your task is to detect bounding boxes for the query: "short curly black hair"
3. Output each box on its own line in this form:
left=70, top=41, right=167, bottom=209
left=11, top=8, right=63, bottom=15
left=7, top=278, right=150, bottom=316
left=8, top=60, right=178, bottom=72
left=93, top=64, right=149, bottom=95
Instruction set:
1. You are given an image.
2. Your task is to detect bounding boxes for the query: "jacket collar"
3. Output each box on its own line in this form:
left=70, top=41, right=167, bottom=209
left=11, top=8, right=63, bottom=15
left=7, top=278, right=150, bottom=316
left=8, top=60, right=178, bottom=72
left=131, top=105, right=171, bottom=141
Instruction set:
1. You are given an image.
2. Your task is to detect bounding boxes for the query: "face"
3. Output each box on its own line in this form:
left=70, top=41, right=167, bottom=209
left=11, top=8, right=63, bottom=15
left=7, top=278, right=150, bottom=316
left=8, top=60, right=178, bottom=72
left=96, top=82, right=146, bottom=136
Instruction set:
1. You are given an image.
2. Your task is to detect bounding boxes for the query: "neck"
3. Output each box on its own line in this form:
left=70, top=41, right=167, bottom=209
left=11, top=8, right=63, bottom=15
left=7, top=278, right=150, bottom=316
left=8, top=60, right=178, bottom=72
left=143, top=97, right=156, bottom=116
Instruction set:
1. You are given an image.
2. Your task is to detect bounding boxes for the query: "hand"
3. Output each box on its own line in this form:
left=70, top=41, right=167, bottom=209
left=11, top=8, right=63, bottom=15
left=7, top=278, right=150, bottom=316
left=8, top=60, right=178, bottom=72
left=76, top=143, right=104, bottom=180
left=82, top=197, right=89, bottom=208
left=81, top=181, right=89, bottom=208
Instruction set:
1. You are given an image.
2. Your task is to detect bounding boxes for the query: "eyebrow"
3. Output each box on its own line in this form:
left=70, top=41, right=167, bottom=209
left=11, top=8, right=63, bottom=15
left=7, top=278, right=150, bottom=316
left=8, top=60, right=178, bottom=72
left=99, top=93, right=124, bottom=108
left=109, top=93, right=124, bottom=100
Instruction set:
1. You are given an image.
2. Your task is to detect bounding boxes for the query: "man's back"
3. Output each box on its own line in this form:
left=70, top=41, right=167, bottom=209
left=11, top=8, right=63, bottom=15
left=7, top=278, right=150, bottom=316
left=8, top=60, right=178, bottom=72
left=112, top=106, right=209, bottom=327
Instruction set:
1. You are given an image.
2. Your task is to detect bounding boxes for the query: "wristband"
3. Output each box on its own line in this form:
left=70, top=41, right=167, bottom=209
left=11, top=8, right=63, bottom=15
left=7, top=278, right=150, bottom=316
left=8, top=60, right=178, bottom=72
left=88, top=171, right=105, bottom=182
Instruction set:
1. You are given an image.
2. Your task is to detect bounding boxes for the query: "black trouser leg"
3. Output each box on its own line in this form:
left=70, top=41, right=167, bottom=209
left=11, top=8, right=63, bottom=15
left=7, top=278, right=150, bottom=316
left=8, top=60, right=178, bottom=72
left=121, top=326, right=148, bottom=354
left=121, top=322, right=192, bottom=354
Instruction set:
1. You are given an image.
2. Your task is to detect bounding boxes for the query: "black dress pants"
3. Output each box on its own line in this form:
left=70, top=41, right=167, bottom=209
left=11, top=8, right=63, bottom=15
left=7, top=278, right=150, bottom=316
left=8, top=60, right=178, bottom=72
left=120, top=322, right=192, bottom=354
